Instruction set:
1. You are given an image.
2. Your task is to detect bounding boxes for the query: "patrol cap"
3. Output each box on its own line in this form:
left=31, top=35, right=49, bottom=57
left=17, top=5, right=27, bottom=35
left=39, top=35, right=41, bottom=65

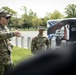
left=0, top=11, right=11, bottom=18
left=38, top=26, right=45, bottom=31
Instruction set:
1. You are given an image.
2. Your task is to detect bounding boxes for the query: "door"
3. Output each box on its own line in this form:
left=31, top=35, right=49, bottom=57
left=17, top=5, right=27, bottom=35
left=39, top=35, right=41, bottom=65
left=69, top=20, right=76, bottom=41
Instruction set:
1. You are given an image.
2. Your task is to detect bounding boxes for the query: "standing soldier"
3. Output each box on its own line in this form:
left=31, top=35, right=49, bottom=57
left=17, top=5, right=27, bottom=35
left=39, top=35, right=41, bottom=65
left=0, top=11, right=21, bottom=75
left=31, top=26, right=50, bottom=55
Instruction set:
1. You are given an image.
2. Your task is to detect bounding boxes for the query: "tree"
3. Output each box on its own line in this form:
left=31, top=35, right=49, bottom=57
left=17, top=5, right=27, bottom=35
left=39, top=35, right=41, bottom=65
left=64, top=4, right=76, bottom=18
left=20, top=6, right=27, bottom=15
left=0, top=6, right=17, bottom=16
left=45, top=12, right=52, bottom=20
left=21, top=7, right=39, bottom=29
left=50, top=10, right=64, bottom=19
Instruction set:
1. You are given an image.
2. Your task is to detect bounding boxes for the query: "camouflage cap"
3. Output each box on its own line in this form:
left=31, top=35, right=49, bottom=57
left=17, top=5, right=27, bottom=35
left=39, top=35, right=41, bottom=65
left=38, top=26, right=45, bottom=31
left=0, top=11, right=11, bottom=18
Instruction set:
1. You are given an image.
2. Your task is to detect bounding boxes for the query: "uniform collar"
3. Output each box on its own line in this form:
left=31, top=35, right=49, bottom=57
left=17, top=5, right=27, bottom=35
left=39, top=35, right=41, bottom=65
left=38, top=34, right=43, bottom=37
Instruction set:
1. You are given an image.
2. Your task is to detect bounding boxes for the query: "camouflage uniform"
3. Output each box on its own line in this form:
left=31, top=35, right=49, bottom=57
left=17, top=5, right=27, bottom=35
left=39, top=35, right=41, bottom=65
left=0, top=24, right=14, bottom=75
left=31, top=34, right=50, bottom=55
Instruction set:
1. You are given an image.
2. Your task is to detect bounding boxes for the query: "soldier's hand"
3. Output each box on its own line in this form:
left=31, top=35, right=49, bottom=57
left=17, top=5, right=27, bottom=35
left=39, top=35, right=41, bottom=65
left=14, top=31, right=21, bottom=37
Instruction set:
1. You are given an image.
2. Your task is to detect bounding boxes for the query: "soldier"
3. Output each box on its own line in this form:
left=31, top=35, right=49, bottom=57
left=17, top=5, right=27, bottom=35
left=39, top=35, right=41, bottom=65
left=31, top=26, right=50, bottom=55
left=0, top=11, right=21, bottom=75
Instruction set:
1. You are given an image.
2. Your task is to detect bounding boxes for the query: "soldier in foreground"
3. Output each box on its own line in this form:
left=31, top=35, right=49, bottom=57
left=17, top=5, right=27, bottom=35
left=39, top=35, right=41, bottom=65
left=31, top=26, right=50, bottom=55
left=0, top=11, right=21, bottom=75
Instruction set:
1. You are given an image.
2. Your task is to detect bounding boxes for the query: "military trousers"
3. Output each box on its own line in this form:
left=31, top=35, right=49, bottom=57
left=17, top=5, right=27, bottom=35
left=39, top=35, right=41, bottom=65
left=0, top=62, right=14, bottom=75
left=0, top=51, right=14, bottom=75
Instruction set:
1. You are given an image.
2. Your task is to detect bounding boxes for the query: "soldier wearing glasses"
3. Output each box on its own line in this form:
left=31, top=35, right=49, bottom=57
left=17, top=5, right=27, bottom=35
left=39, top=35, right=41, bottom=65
left=0, top=11, right=21, bottom=75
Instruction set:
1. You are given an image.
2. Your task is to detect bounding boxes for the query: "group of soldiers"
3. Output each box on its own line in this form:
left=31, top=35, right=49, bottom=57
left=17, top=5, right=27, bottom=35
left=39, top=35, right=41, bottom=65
left=0, top=11, right=51, bottom=75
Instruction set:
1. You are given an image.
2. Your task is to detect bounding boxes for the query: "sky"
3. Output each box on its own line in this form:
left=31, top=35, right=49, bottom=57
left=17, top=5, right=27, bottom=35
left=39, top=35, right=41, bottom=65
left=0, top=0, right=76, bottom=18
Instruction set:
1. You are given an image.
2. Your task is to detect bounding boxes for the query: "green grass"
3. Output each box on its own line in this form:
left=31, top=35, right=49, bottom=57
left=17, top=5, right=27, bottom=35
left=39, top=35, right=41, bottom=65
left=12, top=46, right=33, bottom=65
